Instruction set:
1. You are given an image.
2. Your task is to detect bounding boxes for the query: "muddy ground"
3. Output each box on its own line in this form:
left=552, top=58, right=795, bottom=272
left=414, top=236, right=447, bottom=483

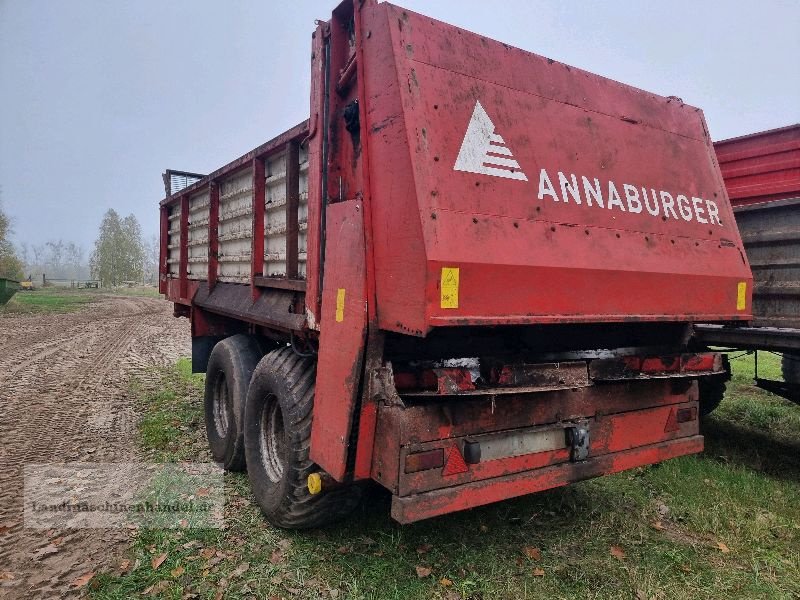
left=0, top=296, right=189, bottom=598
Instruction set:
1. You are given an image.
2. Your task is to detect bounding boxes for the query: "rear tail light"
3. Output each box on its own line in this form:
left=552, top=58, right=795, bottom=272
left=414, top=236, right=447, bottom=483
left=676, top=406, right=698, bottom=423
left=404, top=449, right=444, bottom=473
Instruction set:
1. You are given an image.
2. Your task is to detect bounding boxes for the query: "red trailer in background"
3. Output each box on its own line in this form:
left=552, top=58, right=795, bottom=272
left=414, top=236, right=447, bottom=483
left=160, top=0, right=749, bottom=527
left=696, top=124, right=800, bottom=405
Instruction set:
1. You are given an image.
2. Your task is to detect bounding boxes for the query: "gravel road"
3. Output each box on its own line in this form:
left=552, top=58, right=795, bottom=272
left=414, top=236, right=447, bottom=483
left=0, top=295, right=189, bottom=598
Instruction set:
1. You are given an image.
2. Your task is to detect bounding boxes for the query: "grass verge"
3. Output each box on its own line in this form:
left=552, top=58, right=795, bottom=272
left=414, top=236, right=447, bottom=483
left=2, top=285, right=161, bottom=316
left=91, top=355, right=799, bottom=600
left=1, top=287, right=96, bottom=314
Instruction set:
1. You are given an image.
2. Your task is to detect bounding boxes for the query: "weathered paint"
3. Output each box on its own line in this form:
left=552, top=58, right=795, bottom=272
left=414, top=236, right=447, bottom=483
left=157, top=0, right=753, bottom=522
left=356, top=2, right=751, bottom=335
left=714, top=124, right=800, bottom=207
left=309, top=201, right=368, bottom=481
left=391, top=436, right=703, bottom=523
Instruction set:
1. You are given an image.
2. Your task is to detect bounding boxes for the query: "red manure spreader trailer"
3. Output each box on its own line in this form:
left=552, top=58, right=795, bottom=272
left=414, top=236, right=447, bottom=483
left=160, top=0, right=751, bottom=526
left=696, top=124, right=800, bottom=406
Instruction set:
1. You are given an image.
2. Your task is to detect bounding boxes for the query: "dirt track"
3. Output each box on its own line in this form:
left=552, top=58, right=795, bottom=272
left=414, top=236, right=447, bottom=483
left=0, top=295, right=189, bottom=598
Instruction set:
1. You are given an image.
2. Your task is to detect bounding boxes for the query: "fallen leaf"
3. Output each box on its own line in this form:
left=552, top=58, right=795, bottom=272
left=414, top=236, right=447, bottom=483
left=277, top=538, right=292, bottom=550
left=33, top=544, right=59, bottom=559
left=179, top=519, right=189, bottom=528
left=415, top=565, right=432, bottom=578
left=51, top=537, right=64, bottom=546
left=182, top=540, right=199, bottom=550
left=532, top=567, right=545, bottom=577
left=0, top=572, right=16, bottom=581
left=716, top=542, right=731, bottom=553
left=440, top=577, right=453, bottom=587
left=196, top=488, right=210, bottom=497
left=269, top=550, right=285, bottom=564
left=416, top=543, right=433, bottom=554
left=0, top=523, right=16, bottom=535
left=329, top=589, right=340, bottom=599
left=361, top=536, right=376, bottom=546
left=336, top=545, right=351, bottom=555
left=651, top=521, right=665, bottom=531
left=71, top=571, right=95, bottom=588
left=610, top=545, right=626, bottom=560
left=151, top=552, right=168, bottom=569
left=118, top=559, right=131, bottom=573
left=231, top=562, right=250, bottom=578
left=145, top=580, right=170, bottom=596
left=636, top=590, right=647, bottom=600
left=170, top=566, right=185, bottom=577
left=199, top=547, right=216, bottom=559
left=214, top=587, right=224, bottom=600
left=523, top=546, right=542, bottom=561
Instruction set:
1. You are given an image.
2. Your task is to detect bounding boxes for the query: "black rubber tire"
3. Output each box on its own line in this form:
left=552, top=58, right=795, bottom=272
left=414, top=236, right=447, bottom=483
left=244, top=347, right=362, bottom=529
left=782, top=354, right=800, bottom=385
left=698, top=355, right=731, bottom=417
left=204, top=335, right=262, bottom=471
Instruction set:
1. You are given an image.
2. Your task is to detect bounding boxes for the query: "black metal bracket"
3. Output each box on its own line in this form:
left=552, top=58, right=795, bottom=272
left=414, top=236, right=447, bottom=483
left=567, top=423, right=591, bottom=462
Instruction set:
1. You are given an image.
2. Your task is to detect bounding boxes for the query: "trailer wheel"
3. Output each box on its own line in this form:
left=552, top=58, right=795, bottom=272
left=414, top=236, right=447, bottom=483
left=204, top=335, right=262, bottom=471
left=697, top=355, right=731, bottom=417
left=783, top=354, right=800, bottom=384
left=244, top=347, right=362, bottom=528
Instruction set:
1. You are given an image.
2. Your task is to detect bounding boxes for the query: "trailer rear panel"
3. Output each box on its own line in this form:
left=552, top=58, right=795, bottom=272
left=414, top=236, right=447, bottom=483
left=360, top=4, right=751, bottom=335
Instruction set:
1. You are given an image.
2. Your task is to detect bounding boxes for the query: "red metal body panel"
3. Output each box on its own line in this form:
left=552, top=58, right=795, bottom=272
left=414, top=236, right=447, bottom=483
left=371, top=377, right=696, bottom=494
left=251, top=160, right=265, bottom=298
left=714, top=124, right=800, bottom=206
left=357, top=3, right=751, bottom=335
left=304, top=24, right=327, bottom=329
left=391, top=436, right=703, bottom=523
left=309, top=201, right=368, bottom=481
left=208, top=183, right=219, bottom=288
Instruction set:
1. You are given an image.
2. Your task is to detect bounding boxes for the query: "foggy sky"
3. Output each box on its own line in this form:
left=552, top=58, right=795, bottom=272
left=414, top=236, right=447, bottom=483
left=1, top=0, right=798, bottom=251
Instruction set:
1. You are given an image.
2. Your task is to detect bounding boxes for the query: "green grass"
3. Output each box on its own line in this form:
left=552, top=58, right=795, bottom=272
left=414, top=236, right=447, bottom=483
left=1, top=287, right=96, bottom=314
left=95, top=285, right=161, bottom=298
left=1, top=285, right=162, bottom=316
left=91, top=355, right=800, bottom=600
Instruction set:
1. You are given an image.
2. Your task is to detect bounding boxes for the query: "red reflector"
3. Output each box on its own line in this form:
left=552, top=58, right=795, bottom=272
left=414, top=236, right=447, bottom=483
left=442, top=446, right=469, bottom=477
left=664, top=407, right=679, bottom=433
left=405, top=449, right=444, bottom=473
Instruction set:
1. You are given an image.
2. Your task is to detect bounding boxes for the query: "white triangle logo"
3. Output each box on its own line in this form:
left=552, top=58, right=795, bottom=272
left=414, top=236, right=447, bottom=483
left=453, top=100, right=528, bottom=181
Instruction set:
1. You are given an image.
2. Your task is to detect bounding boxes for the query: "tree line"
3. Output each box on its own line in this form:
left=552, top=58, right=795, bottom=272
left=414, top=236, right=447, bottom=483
left=0, top=201, right=158, bottom=287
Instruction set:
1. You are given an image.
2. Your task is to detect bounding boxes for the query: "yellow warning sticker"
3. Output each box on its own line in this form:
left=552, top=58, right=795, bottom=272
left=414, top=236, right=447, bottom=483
left=336, top=288, right=346, bottom=322
left=736, top=281, right=747, bottom=311
left=440, top=267, right=460, bottom=309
